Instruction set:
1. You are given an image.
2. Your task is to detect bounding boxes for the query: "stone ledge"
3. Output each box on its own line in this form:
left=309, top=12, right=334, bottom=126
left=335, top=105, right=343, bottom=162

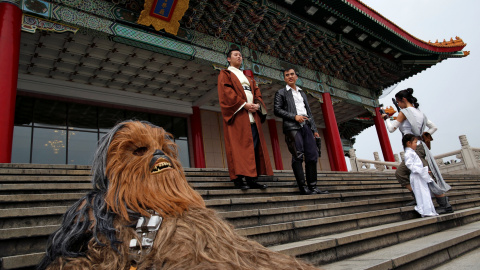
left=270, top=208, right=480, bottom=259
left=0, top=225, right=58, bottom=240
left=1, top=252, right=44, bottom=270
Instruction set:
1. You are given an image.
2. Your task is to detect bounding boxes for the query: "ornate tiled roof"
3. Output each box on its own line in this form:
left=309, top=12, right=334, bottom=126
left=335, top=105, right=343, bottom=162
left=176, top=0, right=468, bottom=93
left=348, top=0, right=467, bottom=53
left=19, top=0, right=469, bottom=145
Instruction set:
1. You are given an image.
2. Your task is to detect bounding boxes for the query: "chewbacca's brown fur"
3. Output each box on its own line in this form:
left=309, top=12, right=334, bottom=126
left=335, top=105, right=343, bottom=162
left=41, top=121, right=319, bottom=269
left=104, top=121, right=205, bottom=221
left=48, top=208, right=317, bottom=270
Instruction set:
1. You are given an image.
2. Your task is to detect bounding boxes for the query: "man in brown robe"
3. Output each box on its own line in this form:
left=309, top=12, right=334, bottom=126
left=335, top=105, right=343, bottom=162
left=217, top=49, right=273, bottom=190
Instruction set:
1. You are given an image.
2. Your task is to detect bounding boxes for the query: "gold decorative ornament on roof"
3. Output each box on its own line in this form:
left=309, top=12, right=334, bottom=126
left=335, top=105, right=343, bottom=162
left=428, top=37, right=467, bottom=48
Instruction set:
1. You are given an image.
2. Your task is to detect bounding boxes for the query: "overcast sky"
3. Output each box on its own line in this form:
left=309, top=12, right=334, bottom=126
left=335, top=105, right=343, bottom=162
left=347, top=0, right=480, bottom=167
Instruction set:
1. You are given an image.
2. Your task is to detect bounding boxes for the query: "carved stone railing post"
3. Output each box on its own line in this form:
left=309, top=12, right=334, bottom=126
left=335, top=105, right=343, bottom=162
left=436, top=158, right=445, bottom=167
left=394, top=154, right=400, bottom=163
left=349, top=148, right=359, bottom=172
left=373, top=152, right=385, bottom=171
left=459, top=135, right=479, bottom=170
left=400, top=151, right=405, bottom=162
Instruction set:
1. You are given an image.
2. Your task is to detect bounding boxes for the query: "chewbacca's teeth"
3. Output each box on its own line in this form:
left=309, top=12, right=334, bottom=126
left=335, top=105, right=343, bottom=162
left=151, top=161, right=172, bottom=174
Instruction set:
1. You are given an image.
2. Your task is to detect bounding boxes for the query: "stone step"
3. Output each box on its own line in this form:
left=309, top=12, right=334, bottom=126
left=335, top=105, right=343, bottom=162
left=1, top=163, right=477, bottom=178
left=2, top=203, right=479, bottom=269
left=222, top=195, right=480, bottom=228
left=0, top=164, right=90, bottom=170
left=317, top=218, right=480, bottom=269
left=0, top=176, right=476, bottom=189
left=1, top=192, right=476, bottom=230
left=234, top=198, right=480, bottom=247
left=0, top=183, right=92, bottom=191
left=1, top=181, right=478, bottom=201
left=0, top=196, right=411, bottom=238
left=205, top=189, right=479, bottom=211
left=0, top=206, right=70, bottom=229
left=0, top=193, right=84, bottom=209
left=0, top=163, right=477, bottom=270
left=0, top=225, right=57, bottom=258
left=433, top=246, right=480, bottom=269
left=1, top=252, right=44, bottom=270
left=198, top=185, right=480, bottom=200
left=0, top=168, right=91, bottom=176
left=272, top=208, right=480, bottom=266
left=1, top=187, right=477, bottom=219
left=0, top=175, right=92, bottom=182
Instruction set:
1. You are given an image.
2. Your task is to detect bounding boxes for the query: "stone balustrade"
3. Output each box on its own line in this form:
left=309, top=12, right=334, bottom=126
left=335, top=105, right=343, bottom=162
left=349, top=135, right=480, bottom=174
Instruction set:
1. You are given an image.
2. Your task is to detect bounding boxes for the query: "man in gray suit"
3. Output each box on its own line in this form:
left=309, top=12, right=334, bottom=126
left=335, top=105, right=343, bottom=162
left=274, top=68, right=328, bottom=195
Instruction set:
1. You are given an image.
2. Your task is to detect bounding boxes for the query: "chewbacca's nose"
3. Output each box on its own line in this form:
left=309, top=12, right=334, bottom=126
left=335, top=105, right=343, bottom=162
left=153, top=149, right=165, bottom=156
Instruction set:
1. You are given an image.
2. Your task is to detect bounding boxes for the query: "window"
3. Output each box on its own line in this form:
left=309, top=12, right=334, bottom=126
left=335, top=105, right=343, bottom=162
left=12, top=96, right=190, bottom=167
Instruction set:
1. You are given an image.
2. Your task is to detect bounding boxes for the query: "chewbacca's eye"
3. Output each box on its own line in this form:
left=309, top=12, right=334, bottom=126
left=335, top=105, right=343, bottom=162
left=133, top=147, right=148, bottom=156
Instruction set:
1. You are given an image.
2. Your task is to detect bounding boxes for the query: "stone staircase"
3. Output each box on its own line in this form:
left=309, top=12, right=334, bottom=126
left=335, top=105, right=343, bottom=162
left=1, top=164, right=479, bottom=270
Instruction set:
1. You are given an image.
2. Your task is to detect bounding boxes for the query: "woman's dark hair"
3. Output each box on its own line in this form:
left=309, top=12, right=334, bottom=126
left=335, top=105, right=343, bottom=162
left=395, top=88, right=419, bottom=108
left=402, top=133, right=417, bottom=148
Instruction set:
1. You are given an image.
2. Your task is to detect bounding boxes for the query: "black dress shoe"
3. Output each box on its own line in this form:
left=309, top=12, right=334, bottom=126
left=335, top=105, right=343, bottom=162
left=299, top=186, right=313, bottom=195
left=309, top=187, right=329, bottom=194
left=233, top=179, right=249, bottom=190
left=246, top=179, right=268, bottom=189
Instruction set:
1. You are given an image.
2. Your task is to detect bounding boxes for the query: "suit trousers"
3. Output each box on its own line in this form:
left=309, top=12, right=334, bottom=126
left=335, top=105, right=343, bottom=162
left=285, top=124, right=318, bottom=164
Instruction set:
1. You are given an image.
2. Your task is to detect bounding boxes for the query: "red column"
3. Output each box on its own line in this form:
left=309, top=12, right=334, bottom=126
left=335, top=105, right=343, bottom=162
left=190, top=106, right=206, bottom=168
left=267, top=119, right=283, bottom=170
left=373, top=107, right=395, bottom=162
left=323, top=129, right=336, bottom=171
left=0, top=3, right=22, bottom=163
left=321, top=93, right=347, bottom=171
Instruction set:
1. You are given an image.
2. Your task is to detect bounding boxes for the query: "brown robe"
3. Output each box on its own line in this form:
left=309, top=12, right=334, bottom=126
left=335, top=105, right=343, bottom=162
left=217, top=69, right=273, bottom=180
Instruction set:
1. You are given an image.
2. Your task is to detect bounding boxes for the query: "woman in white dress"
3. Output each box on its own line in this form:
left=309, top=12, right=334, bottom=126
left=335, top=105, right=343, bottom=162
left=381, top=88, right=453, bottom=214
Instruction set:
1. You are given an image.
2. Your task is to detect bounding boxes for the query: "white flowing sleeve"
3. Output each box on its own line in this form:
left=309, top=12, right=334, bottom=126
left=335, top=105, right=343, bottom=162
left=234, top=102, right=247, bottom=115
left=425, top=119, right=437, bottom=135
left=405, top=151, right=432, bottom=182
left=385, top=119, right=400, bottom=133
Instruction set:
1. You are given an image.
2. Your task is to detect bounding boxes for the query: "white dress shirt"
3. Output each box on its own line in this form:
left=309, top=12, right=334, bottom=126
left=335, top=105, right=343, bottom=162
left=286, top=84, right=307, bottom=116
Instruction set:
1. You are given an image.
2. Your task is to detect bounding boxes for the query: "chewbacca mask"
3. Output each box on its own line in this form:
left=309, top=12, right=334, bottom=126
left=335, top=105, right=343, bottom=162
left=38, top=120, right=318, bottom=270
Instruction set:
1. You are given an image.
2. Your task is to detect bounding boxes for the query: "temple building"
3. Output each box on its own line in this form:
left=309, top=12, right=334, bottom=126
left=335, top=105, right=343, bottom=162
left=0, top=0, right=469, bottom=171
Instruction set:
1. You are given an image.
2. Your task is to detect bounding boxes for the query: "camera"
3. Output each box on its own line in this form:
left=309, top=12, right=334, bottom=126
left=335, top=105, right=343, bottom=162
left=379, top=108, right=388, bottom=120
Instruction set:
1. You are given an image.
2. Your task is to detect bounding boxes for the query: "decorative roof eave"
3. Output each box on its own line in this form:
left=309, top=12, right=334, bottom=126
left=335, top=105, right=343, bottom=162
left=441, top=50, right=471, bottom=58
left=343, top=0, right=467, bottom=53
left=383, top=60, right=440, bottom=88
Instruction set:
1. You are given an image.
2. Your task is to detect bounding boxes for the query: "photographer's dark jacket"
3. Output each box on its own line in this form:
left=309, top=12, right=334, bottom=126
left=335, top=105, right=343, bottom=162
left=274, top=86, right=318, bottom=134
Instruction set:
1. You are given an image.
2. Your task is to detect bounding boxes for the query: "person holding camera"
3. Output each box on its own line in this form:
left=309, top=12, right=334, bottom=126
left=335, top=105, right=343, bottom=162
left=274, top=68, right=328, bottom=195
left=382, top=88, right=453, bottom=214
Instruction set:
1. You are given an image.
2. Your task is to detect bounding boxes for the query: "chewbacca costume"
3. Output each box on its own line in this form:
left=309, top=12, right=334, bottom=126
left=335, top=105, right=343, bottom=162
left=38, top=121, right=318, bottom=270
left=217, top=69, right=273, bottom=180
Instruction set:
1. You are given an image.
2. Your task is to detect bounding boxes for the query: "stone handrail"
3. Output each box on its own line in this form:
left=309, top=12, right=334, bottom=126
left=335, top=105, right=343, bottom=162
left=433, top=150, right=461, bottom=159
left=349, top=135, right=480, bottom=174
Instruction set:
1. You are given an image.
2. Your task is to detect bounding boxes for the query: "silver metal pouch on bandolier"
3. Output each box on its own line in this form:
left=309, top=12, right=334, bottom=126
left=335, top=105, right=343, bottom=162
left=129, top=211, right=163, bottom=266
